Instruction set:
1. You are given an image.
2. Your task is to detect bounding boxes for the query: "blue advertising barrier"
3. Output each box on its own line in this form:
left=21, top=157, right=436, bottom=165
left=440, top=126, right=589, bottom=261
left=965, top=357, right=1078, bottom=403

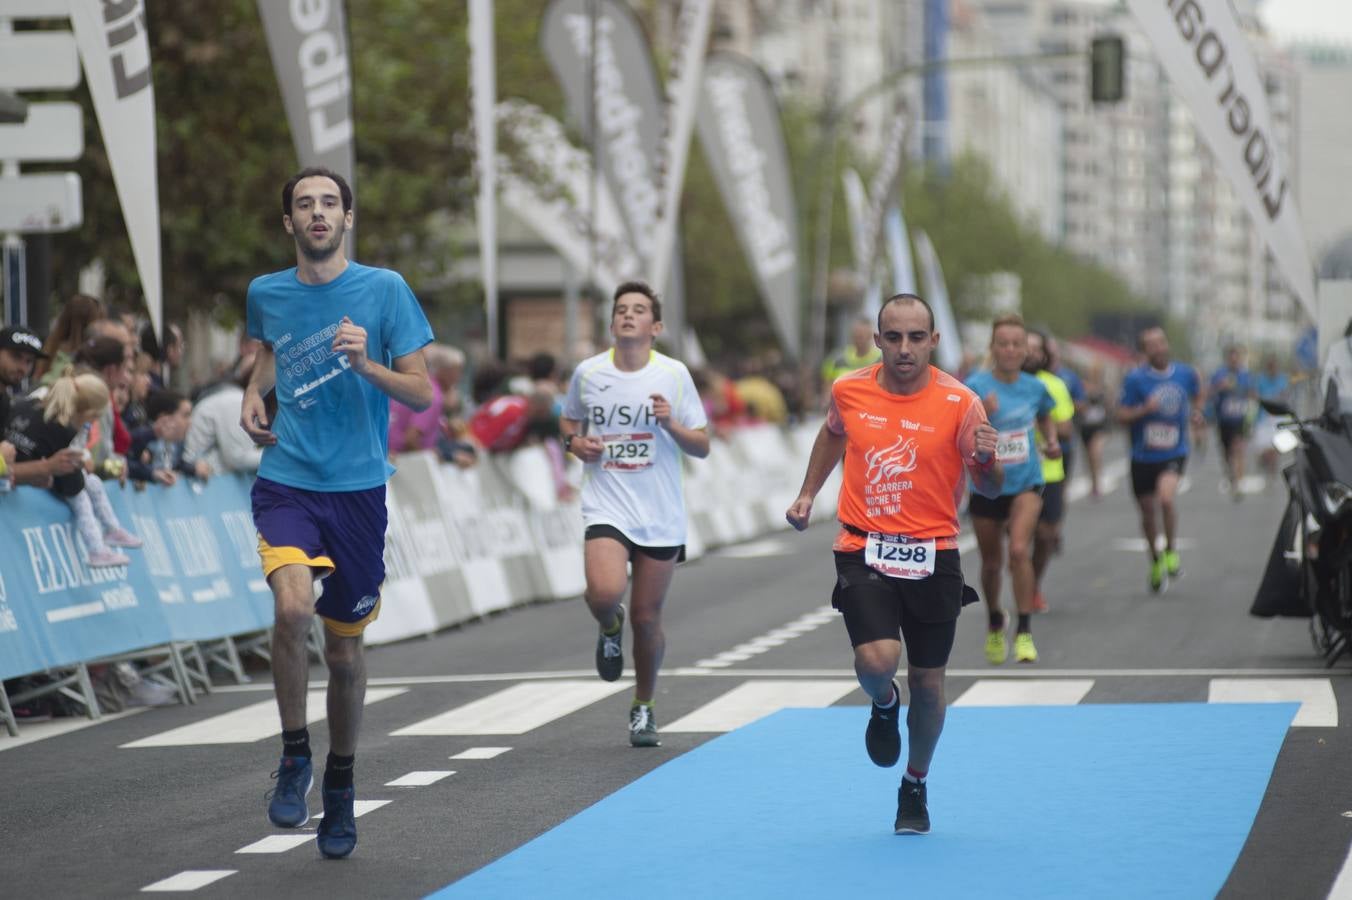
left=0, top=474, right=273, bottom=681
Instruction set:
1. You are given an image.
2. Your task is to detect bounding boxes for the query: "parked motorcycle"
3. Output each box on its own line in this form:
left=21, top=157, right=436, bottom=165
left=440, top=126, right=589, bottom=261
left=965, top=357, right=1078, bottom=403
left=1251, top=383, right=1352, bottom=665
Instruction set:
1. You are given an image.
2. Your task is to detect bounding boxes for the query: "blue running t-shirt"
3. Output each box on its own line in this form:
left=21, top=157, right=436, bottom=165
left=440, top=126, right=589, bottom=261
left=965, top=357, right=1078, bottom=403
left=1120, top=362, right=1200, bottom=463
left=964, top=369, right=1054, bottom=496
left=247, top=262, right=434, bottom=492
left=1209, top=366, right=1255, bottom=425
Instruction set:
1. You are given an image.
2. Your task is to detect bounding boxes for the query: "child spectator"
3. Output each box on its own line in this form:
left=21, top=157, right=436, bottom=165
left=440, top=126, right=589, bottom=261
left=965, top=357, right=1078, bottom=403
left=3, top=371, right=142, bottom=567
left=129, top=390, right=208, bottom=485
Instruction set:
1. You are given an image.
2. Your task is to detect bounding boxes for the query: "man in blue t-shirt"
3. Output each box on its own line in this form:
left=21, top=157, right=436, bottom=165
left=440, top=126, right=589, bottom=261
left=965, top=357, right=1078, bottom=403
left=1209, top=345, right=1256, bottom=499
left=240, top=167, right=434, bottom=859
left=1117, top=326, right=1202, bottom=593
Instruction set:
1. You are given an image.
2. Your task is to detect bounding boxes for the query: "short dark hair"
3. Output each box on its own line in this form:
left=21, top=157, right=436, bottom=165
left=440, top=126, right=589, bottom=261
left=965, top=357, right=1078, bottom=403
left=527, top=351, right=557, bottom=381
left=145, top=389, right=187, bottom=423
left=878, top=293, right=935, bottom=333
left=1137, top=325, right=1166, bottom=350
left=74, top=336, right=127, bottom=371
left=282, top=167, right=353, bottom=216
left=611, top=281, right=662, bottom=322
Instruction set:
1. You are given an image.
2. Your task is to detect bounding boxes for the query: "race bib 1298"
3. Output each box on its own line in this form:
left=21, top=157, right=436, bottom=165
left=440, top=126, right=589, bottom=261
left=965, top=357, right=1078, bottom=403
left=865, top=533, right=936, bottom=580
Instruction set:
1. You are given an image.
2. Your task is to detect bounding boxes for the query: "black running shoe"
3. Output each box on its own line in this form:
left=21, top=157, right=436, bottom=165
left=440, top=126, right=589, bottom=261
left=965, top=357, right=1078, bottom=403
left=595, top=606, right=625, bottom=682
left=894, top=779, right=930, bottom=835
left=629, top=702, right=660, bottom=747
left=864, top=680, right=901, bottom=768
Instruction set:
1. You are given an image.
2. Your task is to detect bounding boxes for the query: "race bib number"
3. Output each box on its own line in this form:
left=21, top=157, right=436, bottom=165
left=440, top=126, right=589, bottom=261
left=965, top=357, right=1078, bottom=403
left=601, top=432, right=655, bottom=471
left=865, top=533, right=937, bottom=580
left=996, top=429, right=1030, bottom=465
left=1145, top=423, right=1180, bottom=450
left=1221, top=397, right=1248, bottom=420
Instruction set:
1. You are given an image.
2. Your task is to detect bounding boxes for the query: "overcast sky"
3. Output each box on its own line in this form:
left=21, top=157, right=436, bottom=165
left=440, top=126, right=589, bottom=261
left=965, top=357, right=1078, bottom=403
left=1258, top=0, right=1352, bottom=45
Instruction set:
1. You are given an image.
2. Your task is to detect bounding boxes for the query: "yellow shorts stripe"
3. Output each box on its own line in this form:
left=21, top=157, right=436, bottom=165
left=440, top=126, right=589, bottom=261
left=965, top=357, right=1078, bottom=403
left=257, top=536, right=335, bottom=580
left=320, top=597, right=382, bottom=637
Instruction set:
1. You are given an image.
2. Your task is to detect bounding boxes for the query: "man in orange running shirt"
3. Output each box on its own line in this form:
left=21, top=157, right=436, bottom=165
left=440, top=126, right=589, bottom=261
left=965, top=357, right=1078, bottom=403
left=786, top=293, right=1001, bottom=836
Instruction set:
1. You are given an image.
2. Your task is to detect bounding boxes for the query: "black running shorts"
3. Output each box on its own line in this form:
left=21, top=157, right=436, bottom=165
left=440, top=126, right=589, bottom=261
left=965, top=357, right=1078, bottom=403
left=1218, top=421, right=1247, bottom=455
left=1130, top=457, right=1187, bottom=497
left=1038, top=478, right=1066, bottom=525
left=831, top=550, right=964, bottom=669
left=585, top=523, right=685, bottom=562
left=967, top=486, right=1043, bottom=522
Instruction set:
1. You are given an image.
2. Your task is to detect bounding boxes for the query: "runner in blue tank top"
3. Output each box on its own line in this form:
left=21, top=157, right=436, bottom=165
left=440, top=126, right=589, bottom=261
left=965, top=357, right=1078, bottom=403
left=1117, top=326, right=1202, bottom=593
left=1209, top=344, right=1256, bottom=500
left=964, top=314, right=1058, bottom=665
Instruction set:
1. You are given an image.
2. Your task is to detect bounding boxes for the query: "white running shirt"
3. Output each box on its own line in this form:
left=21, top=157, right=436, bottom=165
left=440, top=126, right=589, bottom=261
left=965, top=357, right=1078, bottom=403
left=563, top=349, right=708, bottom=546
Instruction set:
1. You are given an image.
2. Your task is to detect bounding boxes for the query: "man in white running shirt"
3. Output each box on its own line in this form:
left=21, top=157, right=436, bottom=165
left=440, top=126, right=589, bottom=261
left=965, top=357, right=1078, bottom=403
left=561, top=281, right=710, bottom=747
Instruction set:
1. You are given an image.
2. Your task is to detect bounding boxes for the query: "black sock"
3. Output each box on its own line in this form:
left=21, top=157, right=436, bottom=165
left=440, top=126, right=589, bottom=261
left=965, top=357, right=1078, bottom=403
left=1017, top=613, right=1031, bottom=634
left=988, top=610, right=1003, bottom=630
left=324, top=752, right=355, bottom=791
left=281, top=727, right=311, bottom=760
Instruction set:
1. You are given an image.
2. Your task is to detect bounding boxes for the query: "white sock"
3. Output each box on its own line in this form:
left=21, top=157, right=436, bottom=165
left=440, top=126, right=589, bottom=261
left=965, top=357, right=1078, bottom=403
left=875, top=685, right=898, bottom=710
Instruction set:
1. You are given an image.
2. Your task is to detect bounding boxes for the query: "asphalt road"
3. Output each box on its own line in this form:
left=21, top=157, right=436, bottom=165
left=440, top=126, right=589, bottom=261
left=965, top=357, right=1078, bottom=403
left=2, top=443, right=1349, bottom=899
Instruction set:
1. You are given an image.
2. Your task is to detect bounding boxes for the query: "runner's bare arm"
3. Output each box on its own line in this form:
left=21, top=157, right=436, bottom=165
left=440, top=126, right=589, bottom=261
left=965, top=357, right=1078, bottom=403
left=1116, top=395, right=1159, bottom=424
left=241, top=343, right=278, bottom=445
left=649, top=393, right=710, bottom=458
left=560, top=417, right=604, bottom=463
left=965, top=421, right=1003, bottom=499
left=360, top=348, right=433, bottom=411
left=785, top=423, right=847, bottom=531
left=1038, top=413, right=1061, bottom=459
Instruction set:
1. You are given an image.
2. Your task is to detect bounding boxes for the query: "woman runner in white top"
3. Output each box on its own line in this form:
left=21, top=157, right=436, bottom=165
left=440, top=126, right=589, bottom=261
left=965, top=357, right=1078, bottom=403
left=560, top=281, right=710, bottom=748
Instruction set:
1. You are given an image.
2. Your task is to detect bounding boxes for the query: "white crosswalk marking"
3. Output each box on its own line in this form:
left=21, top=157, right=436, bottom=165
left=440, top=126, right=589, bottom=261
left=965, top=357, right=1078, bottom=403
left=664, top=680, right=857, bottom=733
left=386, top=770, right=455, bottom=786
left=450, top=747, right=512, bottom=760
left=141, top=870, right=236, bottom=892
left=0, top=709, right=147, bottom=754
left=1207, top=678, right=1337, bottom=727
left=119, top=688, right=407, bottom=748
left=953, top=680, right=1096, bottom=707
left=308, top=799, right=391, bottom=822
left=235, top=835, right=313, bottom=854
left=389, top=680, right=631, bottom=736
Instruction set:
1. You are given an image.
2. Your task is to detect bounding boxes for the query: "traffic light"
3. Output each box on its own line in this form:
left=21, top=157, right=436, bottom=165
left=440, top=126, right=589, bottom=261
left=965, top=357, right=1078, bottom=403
left=0, top=90, right=26, bottom=124
left=1090, top=35, right=1125, bottom=104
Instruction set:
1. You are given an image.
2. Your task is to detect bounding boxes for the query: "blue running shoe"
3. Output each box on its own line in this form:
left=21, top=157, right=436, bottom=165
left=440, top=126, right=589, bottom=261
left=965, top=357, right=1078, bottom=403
left=266, top=755, right=313, bottom=828
left=317, top=786, right=357, bottom=859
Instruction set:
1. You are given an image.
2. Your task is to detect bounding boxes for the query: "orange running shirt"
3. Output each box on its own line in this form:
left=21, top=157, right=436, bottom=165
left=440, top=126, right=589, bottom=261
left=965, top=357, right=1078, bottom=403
left=827, top=364, right=988, bottom=553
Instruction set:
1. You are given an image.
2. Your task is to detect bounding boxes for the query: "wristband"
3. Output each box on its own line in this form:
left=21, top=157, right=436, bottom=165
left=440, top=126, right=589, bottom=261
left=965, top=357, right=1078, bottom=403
left=972, top=452, right=995, bottom=470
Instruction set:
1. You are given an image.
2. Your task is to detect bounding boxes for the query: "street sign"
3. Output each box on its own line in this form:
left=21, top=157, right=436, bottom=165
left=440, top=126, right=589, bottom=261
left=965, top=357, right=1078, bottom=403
left=0, top=102, right=81, bottom=161
left=0, top=0, right=68, bottom=14
left=0, top=32, right=80, bottom=91
left=0, top=172, right=82, bottom=232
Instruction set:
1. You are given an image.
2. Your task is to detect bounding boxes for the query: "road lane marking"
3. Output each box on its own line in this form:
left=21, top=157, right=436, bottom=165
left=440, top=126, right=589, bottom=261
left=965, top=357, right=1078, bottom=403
left=664, top=680, right=857, bottom=732
left=1208, top=678, right=1337, bottom=727
left=390, top=681, right=630, bottom=736
left=0, top=709, right=147, bottom=753
left=141, top=870, right=236, bottom=892
left=386, top=770, right=455, bottom=786
left=307, top=799, right=391, bottom=822
left=953, top=679, right=1096, bottom=707
left=450, top=747, right=512, bottom=760
left=235, top=835, right=313, bottom=854
left=693, top=606, right=835, bottom=669
left=119, top=688, right=406, bottom=748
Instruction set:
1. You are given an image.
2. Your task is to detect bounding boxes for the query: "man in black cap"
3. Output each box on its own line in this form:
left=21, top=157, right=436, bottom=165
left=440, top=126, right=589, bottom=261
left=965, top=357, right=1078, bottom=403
left=0, top=325, right=82, bottom=488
